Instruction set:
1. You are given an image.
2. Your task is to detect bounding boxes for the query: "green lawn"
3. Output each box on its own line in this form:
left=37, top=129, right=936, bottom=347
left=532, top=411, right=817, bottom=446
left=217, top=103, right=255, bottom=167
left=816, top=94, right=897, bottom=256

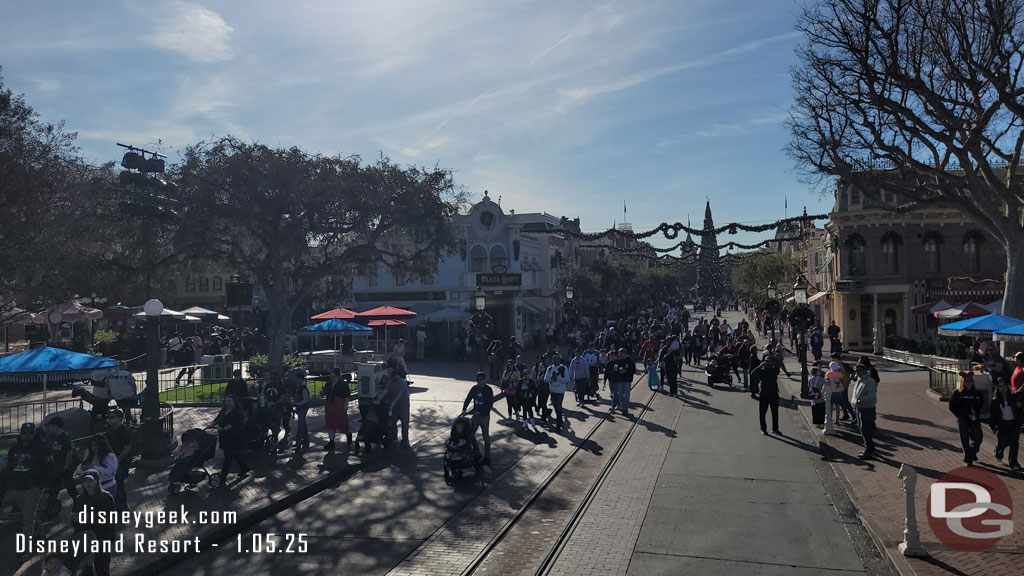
left=158, top=379, right=345, bottom=404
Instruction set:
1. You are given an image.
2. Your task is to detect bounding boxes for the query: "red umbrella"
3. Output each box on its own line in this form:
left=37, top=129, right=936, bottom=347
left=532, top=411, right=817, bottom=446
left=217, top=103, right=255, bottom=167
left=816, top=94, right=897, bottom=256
left=367, top=319, right=406, bottom=326
left=934, top=302, right=989, bottom=320
left=357, top=305, right=417, bottom=320
left=312, top=307, right=358, bottom=320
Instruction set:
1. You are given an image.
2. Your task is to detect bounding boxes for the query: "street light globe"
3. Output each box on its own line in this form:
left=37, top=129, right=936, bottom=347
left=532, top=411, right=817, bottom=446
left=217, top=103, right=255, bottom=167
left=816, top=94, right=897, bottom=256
left=793, top=278, right=809, bottom=305
left=473, top=287, right=486, bottom=312
left=767, top=282, right=777, bottom=299
left=143, top=299, right=164, bottom=317
left=565, top=284, right=574, bottom=300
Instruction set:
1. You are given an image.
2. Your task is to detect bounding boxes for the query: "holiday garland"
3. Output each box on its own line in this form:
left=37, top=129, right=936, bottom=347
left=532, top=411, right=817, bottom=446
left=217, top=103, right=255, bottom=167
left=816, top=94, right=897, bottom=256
left=470, top=311, right=495, bottom=333
left=560, top=212, right=828, bottom=242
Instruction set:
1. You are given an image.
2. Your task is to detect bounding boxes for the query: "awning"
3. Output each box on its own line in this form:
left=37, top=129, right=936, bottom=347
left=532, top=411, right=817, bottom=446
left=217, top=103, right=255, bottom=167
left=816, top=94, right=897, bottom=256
left=939, top=313, right=1024, bottom=336
left=807, top=291, right=830, bottom=304
left=935, top=302, right=989, bottom=320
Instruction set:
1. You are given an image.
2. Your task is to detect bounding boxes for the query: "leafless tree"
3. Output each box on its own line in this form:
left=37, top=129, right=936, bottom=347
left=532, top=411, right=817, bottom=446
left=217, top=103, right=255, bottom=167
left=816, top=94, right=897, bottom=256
left=788, top=0, right=1024, bottom=317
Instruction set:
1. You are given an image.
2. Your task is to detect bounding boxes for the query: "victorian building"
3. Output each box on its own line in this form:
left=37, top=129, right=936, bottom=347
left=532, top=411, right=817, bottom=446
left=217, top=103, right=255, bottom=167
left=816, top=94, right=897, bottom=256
left=825, top=182, right=1006, bottom=352
left=350, top=192, right=582, bottom=343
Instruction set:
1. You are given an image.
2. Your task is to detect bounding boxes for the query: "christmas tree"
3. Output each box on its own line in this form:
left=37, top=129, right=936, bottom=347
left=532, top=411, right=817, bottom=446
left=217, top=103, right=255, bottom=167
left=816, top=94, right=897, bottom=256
left=695, top=201, right=729, bottom=298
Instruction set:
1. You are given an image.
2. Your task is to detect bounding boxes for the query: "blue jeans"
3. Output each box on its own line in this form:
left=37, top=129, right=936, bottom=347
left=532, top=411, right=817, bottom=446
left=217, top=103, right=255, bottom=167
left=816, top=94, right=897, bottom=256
left=741, top=366, right=749, bottom=388
left=296, top=409, right=309, bottom=449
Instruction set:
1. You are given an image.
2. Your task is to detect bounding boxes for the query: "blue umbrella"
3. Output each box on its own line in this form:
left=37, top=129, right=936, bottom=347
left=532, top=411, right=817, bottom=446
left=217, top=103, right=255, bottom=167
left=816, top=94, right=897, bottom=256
left=301, top=319, right=373, bottom=334
left=992, top=323, right=1024, bottom=343
left=937, top=314, right=1024, bottom=337
left=0, top=346, right=119, bottom=398
left=301, top=319, right=373, bottom=367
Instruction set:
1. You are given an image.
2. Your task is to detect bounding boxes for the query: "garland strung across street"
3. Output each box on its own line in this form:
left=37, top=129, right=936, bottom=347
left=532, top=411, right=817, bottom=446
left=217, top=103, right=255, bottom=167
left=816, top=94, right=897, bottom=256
left=561, top=211, right=828, bottom=242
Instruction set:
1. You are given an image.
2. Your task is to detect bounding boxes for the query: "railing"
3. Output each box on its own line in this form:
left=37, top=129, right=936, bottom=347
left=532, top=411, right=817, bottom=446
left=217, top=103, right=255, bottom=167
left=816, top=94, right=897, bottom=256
left=157, top=377, right=262, bottom=404
left=0, top=398, right=88, bottom=436
left=928, top=362, right=972, bottom=400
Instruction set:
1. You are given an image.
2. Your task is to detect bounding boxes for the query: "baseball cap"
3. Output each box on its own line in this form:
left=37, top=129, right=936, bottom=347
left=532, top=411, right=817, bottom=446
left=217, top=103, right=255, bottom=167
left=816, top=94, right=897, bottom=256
left=476, top=371, right=486, bottom=380
left=829, top=361, right=840, bottom=371
left=81, top=469, right=100, bottom=482
left=20, top=422, right=36, bottom=434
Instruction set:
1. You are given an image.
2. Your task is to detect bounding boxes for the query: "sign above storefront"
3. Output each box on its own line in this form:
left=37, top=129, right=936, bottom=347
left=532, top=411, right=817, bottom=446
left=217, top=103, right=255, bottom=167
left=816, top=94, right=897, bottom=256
left=478, top=273, right=522, bottom=287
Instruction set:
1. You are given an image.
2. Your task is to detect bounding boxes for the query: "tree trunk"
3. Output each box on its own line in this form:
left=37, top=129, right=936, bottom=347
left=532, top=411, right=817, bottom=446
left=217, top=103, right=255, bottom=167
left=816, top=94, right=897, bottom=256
left=1000, top=237, right=1024, bottom=355
left=265, top=292, right=293, bottom=377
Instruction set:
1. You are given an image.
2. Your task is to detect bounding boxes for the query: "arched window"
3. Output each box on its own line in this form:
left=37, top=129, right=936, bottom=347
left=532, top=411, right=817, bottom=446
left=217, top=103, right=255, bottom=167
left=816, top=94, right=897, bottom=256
left=489, top=245, right=508, bottom=270
left=880, top=231, right=902, bottom=275
left=924, top=240, right=940, bottom=274
left=963, top=230, right=984, bottom=274
left=470, top=245, right=487, bottom=273
left=844, top=233, right=867, bottom=276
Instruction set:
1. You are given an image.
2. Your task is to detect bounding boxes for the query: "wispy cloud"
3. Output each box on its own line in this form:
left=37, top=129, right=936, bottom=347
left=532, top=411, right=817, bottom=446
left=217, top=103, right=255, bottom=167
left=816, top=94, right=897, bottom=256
left=147, top=2, right=234, bottom=63
left=656, top=112, right=790, bottom=149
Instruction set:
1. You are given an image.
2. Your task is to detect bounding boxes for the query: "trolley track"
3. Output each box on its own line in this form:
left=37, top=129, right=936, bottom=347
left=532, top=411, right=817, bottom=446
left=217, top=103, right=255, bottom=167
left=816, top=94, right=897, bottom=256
left=460, top=368, right=662, bottom=576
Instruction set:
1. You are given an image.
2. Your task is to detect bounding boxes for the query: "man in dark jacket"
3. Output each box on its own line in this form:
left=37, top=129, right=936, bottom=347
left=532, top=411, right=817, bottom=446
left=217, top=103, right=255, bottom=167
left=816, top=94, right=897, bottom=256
left=990, top=377, right=1023, bottom=471
left=463, top=372, right=495, bottom=464
left=752, top=355, right=782, bottom=435
left=42, top=417, right=76, bottom=518
left=0, top=423, right=52, bottom=544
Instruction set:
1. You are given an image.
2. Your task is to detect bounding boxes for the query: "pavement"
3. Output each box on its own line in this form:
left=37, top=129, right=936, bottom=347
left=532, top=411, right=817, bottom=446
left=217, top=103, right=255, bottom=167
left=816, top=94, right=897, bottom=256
left=5, top=307, right=1021, bottom=576
left=772, top=345, right=1024, bottom=576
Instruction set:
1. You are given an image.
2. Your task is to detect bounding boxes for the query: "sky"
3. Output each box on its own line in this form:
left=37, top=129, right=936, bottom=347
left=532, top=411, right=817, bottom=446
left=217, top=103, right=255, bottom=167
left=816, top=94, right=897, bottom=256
left=0, top=0, right=830, bottom=251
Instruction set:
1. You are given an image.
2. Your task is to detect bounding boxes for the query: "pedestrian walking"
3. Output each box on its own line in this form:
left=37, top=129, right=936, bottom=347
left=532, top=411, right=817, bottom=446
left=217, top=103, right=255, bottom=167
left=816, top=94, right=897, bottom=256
left=75, top=435, right=118, bottom=495
left=827, top=321, right=841, bottom=355
left=610, top=348, right=636, bottom=416
left=661, top=338, right=681, bottom=396
left=73, top=469, right=115, bottom=576
left=389, top=366, right=411, bottom=447
left=292, top=371, right=312, bottom=453
left=990, top=377, right=1022, bottom=471
left=224, top=369, right=249, bottom=400
left=212, top=394, right=251, bottom=482
left=569, top=351, right=590, bottom=406
left=0, top=423, right=52, bottom=553
left=517, top=366, right=539, bottom=431
left=822, top=362, right=843, bottom=435
left=500, top=360, right=520, bottom=421
left=462, top=371, right=494, bottom=465
left=548, top=361, right=570, bottom=431
left=534, top=358, right=551, bottom=423
left=752, top=353, right=782, bottom=435
left=104, top=409, right=133, bottom=511
left=323, top=369, right=352, bottom=453
left=42, top=417, right=76, bottom=518
left=851, top=363, right=878, bottom=459
left=809, top=326, right=824, bottom=362
left=949, top=371, right=984, bottom=466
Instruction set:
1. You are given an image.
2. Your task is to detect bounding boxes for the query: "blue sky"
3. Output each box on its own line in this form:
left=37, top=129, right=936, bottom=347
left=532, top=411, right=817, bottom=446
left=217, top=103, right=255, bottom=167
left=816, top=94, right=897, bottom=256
left=0, top=0, right=829, bottom=250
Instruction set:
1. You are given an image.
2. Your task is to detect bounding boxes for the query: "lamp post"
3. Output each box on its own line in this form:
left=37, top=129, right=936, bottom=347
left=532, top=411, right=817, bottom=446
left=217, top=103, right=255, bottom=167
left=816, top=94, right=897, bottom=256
left=792, top=277, right=817, bottom=399
left=765, top=282, right=778, bottom=343
left=472, top=287, right=488, bottom=371
left=141, top=298, right=170, bottom=460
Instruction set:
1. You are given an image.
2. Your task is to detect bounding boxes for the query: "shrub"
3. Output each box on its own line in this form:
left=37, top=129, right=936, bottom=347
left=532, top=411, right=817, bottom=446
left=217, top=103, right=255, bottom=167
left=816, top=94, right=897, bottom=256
left=246, top=354, right=308, bottom=380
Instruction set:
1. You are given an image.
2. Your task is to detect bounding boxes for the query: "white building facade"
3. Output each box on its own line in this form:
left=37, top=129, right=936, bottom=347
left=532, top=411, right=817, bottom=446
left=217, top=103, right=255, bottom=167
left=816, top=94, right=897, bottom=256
left=350, top=193, right=581, bottom=344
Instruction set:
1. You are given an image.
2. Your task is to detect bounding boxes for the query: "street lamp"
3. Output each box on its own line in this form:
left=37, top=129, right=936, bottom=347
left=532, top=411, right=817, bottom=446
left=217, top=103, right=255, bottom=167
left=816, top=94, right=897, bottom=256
left=565, top=284, right=574, bottom=301
left=141, top=298, right=169, bottom=460
left=792, top=277, right=815, bottom=399
left=765, top=283, right=779, bottom=343
left=474, top=286, right=486, bottom=312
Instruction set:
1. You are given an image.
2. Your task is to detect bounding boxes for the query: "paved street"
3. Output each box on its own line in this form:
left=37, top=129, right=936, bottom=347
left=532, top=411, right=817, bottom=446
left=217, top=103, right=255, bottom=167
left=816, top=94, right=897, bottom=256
left=7, top=311, right=1024, bottom=576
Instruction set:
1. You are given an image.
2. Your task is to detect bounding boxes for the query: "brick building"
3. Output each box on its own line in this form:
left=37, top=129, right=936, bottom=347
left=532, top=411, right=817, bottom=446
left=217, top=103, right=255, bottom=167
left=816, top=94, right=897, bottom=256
left=825, top=182, right=1006, bottom=352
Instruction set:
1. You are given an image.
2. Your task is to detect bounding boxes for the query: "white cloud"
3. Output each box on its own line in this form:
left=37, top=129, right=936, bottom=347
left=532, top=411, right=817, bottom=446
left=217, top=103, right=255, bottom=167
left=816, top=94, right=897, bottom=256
left=147, top=2, right=234, bottom=63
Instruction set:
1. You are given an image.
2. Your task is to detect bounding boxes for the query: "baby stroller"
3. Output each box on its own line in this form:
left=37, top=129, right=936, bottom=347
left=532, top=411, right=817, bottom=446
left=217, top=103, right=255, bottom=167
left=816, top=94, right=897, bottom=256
left=237, top=396, right=276, bottom=454
left=168, top=428, right=218, bottom=494
left=443, top=415, right=482, bottom=485
left=356, top=404, right=389, bottom=452
left=705, top=355, right=735, bottom=388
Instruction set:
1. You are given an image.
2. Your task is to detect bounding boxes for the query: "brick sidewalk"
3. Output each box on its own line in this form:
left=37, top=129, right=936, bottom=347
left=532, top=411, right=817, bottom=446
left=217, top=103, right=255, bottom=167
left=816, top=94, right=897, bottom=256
left=777, top=357, right=1024, bottom=576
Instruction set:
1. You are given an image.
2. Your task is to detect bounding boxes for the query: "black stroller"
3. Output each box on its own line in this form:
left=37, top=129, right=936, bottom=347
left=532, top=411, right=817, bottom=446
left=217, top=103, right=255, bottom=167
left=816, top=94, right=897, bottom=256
left=443, top=415, right=482, bottom=485
left=168, top=428, right=218, bottom=493
left=356, top=404, right=389, bottom=452
left=705, top=354, right=735, bottom=388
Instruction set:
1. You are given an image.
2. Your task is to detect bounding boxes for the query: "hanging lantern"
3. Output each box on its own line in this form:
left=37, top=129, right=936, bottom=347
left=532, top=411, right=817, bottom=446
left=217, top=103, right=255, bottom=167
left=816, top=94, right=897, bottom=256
left=144, top=157, right=166, bottom=173
left=728, top=224, right=738, bottom=234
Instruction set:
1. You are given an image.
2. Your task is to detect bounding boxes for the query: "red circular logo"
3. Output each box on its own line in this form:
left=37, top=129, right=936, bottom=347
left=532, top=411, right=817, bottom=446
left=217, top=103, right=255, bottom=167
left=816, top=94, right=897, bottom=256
left=927, top=466, right=1014, bottom=552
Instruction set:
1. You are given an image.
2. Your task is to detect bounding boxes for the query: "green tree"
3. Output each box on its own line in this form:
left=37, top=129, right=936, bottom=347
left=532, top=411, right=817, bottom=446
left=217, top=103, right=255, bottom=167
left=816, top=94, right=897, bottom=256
left=0, top=71, right=115, bottom=324
left=730, top=252, right=797, bottom=301
left=788, top=0, right=1024, bottom=320
left=175, top=138, right=464, bottom=373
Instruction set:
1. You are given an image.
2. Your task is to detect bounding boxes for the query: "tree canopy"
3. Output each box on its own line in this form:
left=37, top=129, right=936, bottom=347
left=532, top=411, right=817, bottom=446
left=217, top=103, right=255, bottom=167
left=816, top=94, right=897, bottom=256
left=175, top=137, right=465, bottom=371
left=788, top=0, right=1024, bottom=318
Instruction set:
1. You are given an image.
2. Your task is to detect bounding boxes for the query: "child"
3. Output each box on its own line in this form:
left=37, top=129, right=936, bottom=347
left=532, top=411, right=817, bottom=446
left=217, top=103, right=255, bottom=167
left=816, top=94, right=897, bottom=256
left=517, top=368, right=538, bottom=432
left=41, top=554, right=71, bottom=576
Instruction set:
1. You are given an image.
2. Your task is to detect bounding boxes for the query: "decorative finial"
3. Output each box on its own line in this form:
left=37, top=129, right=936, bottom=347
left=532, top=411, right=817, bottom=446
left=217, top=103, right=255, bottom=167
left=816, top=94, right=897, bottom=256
left=483, top=189, right=490, bottom=200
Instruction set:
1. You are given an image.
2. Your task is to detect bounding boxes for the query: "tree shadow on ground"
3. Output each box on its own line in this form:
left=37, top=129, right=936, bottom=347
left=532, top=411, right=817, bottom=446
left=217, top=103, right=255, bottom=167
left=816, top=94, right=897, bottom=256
left=880, top=413, right=958, bottom=434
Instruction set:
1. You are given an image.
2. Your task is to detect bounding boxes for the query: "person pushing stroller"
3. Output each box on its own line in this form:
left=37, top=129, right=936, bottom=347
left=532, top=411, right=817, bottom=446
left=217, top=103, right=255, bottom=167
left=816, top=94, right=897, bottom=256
left=462, top=371, right=494, bottom=465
